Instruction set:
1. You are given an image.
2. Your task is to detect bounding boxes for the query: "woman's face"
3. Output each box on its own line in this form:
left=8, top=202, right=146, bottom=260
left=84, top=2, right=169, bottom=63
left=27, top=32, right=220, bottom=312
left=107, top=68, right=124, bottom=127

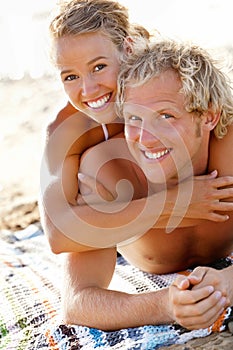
left=54, top=31, right=121, bottom=124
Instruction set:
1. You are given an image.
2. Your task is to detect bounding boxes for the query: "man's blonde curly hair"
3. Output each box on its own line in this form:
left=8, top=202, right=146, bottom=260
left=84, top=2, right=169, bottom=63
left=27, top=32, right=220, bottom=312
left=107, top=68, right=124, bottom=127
left=117, top=38, right=233, bottom=139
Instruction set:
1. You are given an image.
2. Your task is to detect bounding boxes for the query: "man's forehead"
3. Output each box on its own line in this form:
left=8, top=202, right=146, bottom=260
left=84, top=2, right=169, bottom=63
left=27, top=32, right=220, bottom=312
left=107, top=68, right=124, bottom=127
left=123, top=102, right=155, bottom=116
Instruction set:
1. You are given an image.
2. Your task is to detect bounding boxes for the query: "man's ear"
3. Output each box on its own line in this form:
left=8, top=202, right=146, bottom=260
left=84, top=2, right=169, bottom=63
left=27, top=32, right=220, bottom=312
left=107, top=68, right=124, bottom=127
left=202, top=110, right=221, bottom=131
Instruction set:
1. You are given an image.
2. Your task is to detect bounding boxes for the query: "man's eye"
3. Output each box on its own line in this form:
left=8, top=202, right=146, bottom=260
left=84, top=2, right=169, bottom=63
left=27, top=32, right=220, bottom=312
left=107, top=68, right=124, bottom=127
left=64, top=74, right=78, bottom=81
left=94, top=64, right=106, bottom=72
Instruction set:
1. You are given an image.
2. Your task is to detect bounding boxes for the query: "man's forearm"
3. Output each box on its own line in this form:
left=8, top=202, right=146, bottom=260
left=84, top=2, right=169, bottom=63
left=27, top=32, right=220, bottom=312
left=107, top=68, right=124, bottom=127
left=62, top=286, right=172, bottom=330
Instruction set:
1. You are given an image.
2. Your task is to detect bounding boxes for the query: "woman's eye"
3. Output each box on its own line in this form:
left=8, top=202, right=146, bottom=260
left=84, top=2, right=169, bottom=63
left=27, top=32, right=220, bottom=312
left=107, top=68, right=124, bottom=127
left=94, top=64, right=106, bottom=72
left=129, top=115, right=142, bottom=122
left=64, top=74, right=78, bottom=81
left=161, top=113, right=173, bottom=119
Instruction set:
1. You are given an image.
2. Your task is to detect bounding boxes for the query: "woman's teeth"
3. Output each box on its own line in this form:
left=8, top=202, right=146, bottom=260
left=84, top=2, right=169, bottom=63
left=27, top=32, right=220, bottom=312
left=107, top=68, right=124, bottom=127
left=145, top=149, right=170, bottom=160
left=87, top=94, right=110, bottom=109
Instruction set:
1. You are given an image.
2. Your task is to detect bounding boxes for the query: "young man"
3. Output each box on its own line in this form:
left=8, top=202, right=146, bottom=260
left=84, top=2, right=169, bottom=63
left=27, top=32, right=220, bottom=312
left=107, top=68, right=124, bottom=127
left=57, top=39, right=233, bottom=331
left=42, top=0, right=233, bottom=253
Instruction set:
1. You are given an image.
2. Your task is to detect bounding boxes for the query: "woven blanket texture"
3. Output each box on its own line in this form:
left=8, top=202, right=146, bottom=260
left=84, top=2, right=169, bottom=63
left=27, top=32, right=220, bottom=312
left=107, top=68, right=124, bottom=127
left=0, top=224, right=233, bottom=350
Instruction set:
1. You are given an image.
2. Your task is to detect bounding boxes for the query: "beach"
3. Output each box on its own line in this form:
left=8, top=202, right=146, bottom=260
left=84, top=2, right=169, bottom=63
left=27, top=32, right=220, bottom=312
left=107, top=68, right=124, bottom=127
left=0, top=5, right=233, bottom=340
left=0, top=75, right=65, bottom=230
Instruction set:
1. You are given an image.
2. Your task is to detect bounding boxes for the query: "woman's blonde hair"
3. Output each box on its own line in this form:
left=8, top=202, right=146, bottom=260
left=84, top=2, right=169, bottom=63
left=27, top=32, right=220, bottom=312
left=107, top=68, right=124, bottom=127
left=49, top=0, right=150, bottom=55
left=118, top=38, right=233, bottom=138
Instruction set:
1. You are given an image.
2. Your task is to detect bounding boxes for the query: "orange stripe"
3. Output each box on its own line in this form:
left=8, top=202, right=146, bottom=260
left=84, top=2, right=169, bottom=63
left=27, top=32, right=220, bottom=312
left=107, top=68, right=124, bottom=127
left=45, top=328, right=60, bottom=349
left=210, top=309, right=227, bottom=332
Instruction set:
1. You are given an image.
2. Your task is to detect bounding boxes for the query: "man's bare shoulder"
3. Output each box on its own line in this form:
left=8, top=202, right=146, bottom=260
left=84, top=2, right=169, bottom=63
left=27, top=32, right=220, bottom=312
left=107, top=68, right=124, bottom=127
left=209, top=124, right=233, bottom=176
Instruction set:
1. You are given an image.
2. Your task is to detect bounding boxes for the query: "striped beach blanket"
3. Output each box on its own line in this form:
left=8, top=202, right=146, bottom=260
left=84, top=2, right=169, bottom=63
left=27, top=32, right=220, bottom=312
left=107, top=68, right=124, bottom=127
left=0, top=224, right=232, bottom=350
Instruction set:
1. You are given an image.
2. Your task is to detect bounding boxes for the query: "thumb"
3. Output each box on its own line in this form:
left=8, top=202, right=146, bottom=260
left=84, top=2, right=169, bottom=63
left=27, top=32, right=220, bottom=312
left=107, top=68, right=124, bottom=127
left=78, top=172, right=96, bottom=194
left=173, top=275, right=191, bottom=290
left=187, top=267, right=207, bottom=285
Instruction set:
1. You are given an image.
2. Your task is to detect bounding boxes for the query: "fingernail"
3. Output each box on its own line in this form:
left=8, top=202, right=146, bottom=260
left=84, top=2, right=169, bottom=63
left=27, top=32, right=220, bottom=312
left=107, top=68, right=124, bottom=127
left=220, top=297, right=227, bottom=306
left=214, top=291, right=222, bottom=299
left=207, top=286, right=214, bottom=293
left=78, top=173, right=85, bottom=180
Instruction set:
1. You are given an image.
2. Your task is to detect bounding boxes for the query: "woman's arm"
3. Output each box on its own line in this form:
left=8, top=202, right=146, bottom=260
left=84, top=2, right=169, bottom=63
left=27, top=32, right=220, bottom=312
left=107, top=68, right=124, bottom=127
left=42, top=156, right=233, bottom=253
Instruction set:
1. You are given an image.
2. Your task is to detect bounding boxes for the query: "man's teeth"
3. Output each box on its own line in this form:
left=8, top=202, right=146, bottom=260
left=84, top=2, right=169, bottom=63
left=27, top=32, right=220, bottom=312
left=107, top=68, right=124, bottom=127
left=145, top=149, right=170, bottom=160
left=87, top=94, right=110, bottom=109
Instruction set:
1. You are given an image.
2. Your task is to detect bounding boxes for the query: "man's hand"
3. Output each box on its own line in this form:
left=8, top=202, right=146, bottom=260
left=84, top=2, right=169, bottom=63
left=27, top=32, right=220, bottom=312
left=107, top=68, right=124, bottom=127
left=169, top=268, right=229, bottom=329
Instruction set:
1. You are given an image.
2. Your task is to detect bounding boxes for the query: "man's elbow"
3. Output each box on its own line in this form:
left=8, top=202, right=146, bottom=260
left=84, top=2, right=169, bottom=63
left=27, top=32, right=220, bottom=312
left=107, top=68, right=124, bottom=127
left=44, top=224, right=94, bottom=254
left=44, top=226, right=67, bottom=254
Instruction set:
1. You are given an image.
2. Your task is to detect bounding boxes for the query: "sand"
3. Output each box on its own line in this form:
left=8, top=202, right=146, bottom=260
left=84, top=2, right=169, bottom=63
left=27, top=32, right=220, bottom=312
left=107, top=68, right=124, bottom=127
left=0, top=67, right=233, bottom=348
left=0, top=75, right=65, bottom=230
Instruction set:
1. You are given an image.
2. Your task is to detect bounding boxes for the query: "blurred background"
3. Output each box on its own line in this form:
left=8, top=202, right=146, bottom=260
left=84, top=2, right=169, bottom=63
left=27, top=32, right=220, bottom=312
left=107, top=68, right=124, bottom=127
left=0, top=0, right=233, bottom=79
left=0, top=0, right=232, bottom=229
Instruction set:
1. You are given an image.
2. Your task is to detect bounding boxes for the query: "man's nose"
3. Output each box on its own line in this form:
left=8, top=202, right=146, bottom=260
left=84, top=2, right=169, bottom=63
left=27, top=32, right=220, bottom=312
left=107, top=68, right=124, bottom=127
left=139, top=125, right=160, bottom=147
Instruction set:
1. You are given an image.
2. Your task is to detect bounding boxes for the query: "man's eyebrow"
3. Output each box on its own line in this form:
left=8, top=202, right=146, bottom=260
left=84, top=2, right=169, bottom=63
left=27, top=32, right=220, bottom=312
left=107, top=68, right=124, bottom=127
left=60, top=69, right=73, bottom=77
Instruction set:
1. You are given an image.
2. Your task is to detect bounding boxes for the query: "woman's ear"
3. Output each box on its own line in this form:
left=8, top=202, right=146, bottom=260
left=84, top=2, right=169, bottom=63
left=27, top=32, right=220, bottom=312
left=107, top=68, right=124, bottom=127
left=203, top=110, right=221, bottom=131
left=123, top=36, right=134, bottom=54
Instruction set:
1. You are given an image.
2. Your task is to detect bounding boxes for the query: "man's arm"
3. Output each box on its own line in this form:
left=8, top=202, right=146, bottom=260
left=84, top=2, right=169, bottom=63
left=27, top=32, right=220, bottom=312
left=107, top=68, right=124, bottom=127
left=61, top=248, right=227, bottom=330
left=61, top=248, right=173, bottom=330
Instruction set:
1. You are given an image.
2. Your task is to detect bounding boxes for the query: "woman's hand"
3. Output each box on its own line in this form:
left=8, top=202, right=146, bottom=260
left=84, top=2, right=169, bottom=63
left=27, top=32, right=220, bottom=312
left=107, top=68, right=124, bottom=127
left=173, top=170, right=233, bottom=222
left=77, top=172, right=115, bottom=205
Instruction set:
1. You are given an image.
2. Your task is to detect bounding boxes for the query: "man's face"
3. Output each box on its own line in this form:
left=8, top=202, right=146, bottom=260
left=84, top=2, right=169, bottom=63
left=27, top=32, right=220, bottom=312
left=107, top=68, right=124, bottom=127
left=123, top=69, right=208, bottom=185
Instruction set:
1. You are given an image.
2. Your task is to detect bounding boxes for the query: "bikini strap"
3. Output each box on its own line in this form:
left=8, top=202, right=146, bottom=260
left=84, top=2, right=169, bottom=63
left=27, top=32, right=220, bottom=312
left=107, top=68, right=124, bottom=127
left=101, top=123, right=109, bottom=141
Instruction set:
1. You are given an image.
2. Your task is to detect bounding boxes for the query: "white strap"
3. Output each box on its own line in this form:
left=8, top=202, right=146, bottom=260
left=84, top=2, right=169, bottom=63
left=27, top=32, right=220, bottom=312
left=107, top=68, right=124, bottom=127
left=101, top=124, right=109, bottom=141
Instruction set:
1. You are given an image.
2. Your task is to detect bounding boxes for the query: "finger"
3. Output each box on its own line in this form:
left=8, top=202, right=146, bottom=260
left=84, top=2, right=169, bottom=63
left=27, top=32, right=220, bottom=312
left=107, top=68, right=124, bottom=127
left=77, top=194, right=100, bottom=206
left=176, top=294, right=227, bottom=330
left=204, top=212, right=229, bottom=222
left=194, top=170, right=218, bottom=180
left=212, top=201, right=233, bottom=211
left=78, top=172, right=96, bottom=188
left=178, top=305, right=225, bottom=330
left=187, top=267, right=207, bottom=285
left=77, top=194, right=85, bottom=206
left=171, top=285, right=215, bottom=305
left=173, top=276, right=190, bottom=290
left=213, top=176, right=233, bottom=188
left=213, top=188, right=233, bottom=200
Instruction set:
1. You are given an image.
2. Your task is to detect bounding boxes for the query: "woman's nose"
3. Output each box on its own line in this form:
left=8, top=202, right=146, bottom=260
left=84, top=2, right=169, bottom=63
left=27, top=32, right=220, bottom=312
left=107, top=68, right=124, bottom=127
left=81, top=75, right=98, bottom=97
